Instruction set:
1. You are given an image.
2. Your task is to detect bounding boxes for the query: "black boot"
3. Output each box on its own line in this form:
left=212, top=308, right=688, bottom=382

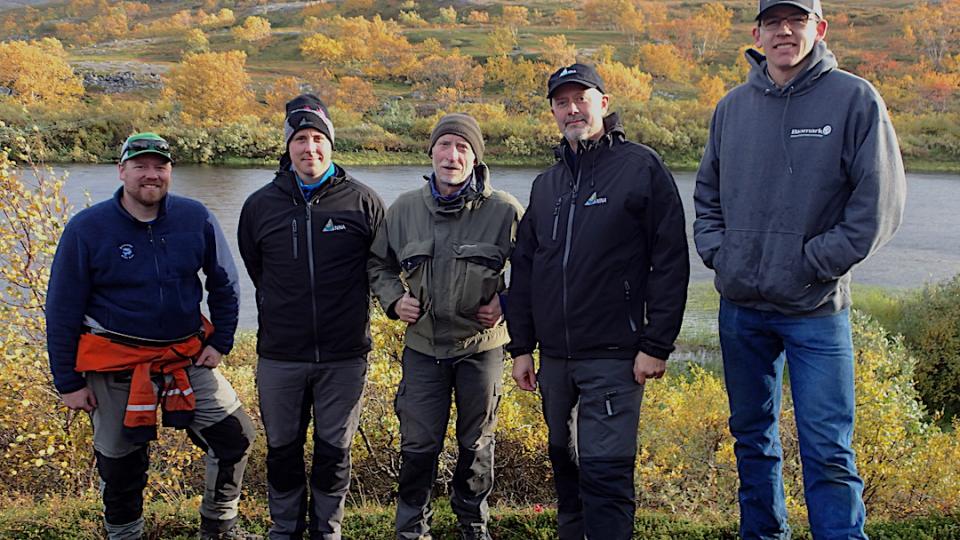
left=199, top=516, right=262, bottom=540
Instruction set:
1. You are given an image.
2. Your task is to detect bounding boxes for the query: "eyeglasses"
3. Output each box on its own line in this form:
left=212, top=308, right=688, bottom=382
left=123, top=139, right=170, bottom=155
left=760, top=13, right=815, bottom=31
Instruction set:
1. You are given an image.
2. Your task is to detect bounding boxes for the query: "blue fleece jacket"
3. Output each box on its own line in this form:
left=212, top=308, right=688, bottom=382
left=46, top=188, right=241, bottom=393
left=694, top=41, right=907, bottom=316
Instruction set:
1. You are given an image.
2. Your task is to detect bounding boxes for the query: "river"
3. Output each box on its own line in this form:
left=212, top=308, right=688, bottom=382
left=47, top=164, right=960, bottom=329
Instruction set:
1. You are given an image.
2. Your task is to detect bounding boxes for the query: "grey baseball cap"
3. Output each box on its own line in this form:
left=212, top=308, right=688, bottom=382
left=756, top=0, right=823, bottom=20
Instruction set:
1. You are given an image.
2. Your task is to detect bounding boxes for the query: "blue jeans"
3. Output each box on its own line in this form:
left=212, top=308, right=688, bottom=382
left=719, top=299, right=867, bottom=540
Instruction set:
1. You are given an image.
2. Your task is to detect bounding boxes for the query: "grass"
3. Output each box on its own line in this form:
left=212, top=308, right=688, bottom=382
left=3, top=495, right=958, bottom=539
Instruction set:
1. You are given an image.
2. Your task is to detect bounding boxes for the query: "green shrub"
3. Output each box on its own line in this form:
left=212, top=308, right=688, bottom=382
left=897, top=275, right=960, bottom=423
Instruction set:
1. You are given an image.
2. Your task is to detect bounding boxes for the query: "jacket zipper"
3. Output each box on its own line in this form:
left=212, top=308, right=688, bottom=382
left=624, top=280, right=637, bottom=333
left=147, top=224, right=163, bottom=309
left=551, top=196, right=562, bottom=241
left=305, top=199, right=321, bottom=362
left=561, top=167, right=581, bottom=358
left=291, top=219, right=299, bottom=259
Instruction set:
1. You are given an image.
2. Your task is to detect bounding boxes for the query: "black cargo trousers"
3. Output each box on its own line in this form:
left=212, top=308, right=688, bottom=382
left=538, top=356, right=645, bottom=540
left=394, top=347, right=504, bottom=540
left=257, top=356, right=367, bottom=540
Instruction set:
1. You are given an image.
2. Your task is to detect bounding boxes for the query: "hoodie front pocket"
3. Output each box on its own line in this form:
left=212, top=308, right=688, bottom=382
left=757, top=232, right=822, bottom=308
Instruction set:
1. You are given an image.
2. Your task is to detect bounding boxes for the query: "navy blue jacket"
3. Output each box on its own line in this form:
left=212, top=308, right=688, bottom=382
left=46, top=189, right=241, bottom=393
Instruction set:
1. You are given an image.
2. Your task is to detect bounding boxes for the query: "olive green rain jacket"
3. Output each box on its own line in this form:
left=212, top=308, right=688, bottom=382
left=368, top=163, right=523, bottom=359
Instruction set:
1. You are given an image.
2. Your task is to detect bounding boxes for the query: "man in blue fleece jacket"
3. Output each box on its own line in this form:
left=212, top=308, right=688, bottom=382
left=694, top=1, right=907, bottom=538
left=46, top=133, right=258, bottom=540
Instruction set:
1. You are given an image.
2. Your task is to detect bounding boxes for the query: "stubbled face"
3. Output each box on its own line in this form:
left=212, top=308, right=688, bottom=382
left=550, top=84, right=609, bottom=148
left=119, top=154, right=171, bottom=214
left=289, top=127, right=333, bottom=183
left=753, top=5, right=828, bottom=86
left=431, top=133, right=476, bottom=196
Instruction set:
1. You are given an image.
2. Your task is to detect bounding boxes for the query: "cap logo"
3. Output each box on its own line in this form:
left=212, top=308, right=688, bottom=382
left=559, top=67, right=577, bottom=77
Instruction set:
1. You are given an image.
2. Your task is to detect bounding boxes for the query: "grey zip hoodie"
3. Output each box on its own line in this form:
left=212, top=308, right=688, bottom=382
left=694, top=41, right=906, bottom=315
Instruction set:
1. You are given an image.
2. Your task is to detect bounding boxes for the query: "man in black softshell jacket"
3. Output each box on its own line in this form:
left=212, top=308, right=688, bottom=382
left=237, top=94, right=385, bottom=540
left=506, top=64, right=689, bottom=540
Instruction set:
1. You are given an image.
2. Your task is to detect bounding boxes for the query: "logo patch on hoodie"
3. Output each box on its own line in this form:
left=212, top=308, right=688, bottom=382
left=790, top=124, right=833, bottom=139
left=119, top=243, right=135, bottom=260
left=584, top=192, right=608, bottom=207
left=322, top=219, right=346, bottom=232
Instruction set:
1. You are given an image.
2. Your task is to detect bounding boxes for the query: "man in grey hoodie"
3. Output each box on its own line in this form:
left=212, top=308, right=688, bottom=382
left=694, top=1, right=906, bottom=538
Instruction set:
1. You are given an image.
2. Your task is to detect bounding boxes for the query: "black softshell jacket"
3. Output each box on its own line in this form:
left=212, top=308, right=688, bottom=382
left=238, top=156, right=385, bottom=362
left=506, top=114, right=689, bottom=361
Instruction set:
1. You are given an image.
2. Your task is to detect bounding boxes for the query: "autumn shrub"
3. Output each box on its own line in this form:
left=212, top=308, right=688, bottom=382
left=0, top=149, right=958, bottom=523
left=895, top=275, right=960, bottom=424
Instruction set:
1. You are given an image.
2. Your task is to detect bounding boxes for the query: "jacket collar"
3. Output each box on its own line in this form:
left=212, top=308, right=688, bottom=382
left=420, top=162, right=493, bottom=215
left=111, top=187, right=169, bottom=224
left=553, top=112, right=626, bottom=162
left=273, top=158, right=347, bottom=204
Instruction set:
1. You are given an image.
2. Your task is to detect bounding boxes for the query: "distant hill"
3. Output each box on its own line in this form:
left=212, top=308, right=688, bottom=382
left=0, top=0, right=56, bottom=12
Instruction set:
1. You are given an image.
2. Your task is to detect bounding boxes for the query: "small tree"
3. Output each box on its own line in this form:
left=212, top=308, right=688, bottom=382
left=231, top=16, right=271, bottom=45
left=0, top=38, right=84, bottom=107
left=163, top=50, right=255, bottom=126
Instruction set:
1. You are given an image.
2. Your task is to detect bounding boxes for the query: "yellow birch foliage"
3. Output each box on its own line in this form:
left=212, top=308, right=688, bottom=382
left=409, top=49, right=484, bottom=105
left=634, top=42, right=693, bottom=83
left=540, top=35, right=577, bottom=68
left=697, top=75, right=727, bottom=110
left=597, top=61, right=653, bottom=103
left=163, top=51, right=255, bottom=126
left=264, top=76, right=304, bottom=118
left=300, top=15, right=413, bottom=80
left=183, top=28, right=209, bottom=53
left=231, top=16, right=271, bottom=44
left=0, top=149, right=93, bottom=496
left=0, top=38, right=84, bottom=107
left=334, top=76, right=378, bottom=114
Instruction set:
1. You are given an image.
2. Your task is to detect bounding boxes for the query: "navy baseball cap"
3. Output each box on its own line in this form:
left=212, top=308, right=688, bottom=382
left=547, top=63, right=605, bottom=99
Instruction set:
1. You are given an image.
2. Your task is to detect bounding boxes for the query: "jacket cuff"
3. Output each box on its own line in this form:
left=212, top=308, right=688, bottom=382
left=55, top=376, right=87, bottom=395
left=506, top=344, right=534, bottom=358
left=639, top=343, right=674, bottom=361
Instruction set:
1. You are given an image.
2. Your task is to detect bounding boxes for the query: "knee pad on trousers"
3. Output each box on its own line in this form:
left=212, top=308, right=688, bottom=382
left=188, top=409, right=256, bottom=465
left=398, top=451, right=438, bottom=507
left=96, top=447, right=149, bottom=526
left=451, top=445, right=493, bottom=498
left=311, top=436, right=351, bottom=493
left=267, top=439, right=306, bottom=493
left=578, top=457, right=635, bottom=500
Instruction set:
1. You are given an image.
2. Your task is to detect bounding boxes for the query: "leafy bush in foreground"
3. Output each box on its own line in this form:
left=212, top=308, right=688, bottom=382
left=896, top=275, right=960, bottom=423
left=0, top=150, right=957, bottom=529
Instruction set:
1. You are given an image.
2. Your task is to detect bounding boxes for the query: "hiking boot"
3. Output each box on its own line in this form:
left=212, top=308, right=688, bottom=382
left=459, top=524, right=491, bottom=540
left=199, top=516, right=262, bottom=540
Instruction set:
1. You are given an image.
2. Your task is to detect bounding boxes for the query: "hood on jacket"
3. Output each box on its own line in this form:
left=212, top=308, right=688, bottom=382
left=746, top=40, right=837, bottom=97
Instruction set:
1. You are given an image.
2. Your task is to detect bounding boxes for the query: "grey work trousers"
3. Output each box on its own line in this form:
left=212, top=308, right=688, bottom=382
left=257, top=356, right=367, bottom=540
left=87, top=366, right=255, bottom=540
left=394, top=347, right=504, bottom=540
left=538, top=356, right=644, bottom=540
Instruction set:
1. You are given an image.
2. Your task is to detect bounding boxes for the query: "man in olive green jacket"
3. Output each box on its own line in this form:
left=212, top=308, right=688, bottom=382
left=368, top=113, right=523, bottom=540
